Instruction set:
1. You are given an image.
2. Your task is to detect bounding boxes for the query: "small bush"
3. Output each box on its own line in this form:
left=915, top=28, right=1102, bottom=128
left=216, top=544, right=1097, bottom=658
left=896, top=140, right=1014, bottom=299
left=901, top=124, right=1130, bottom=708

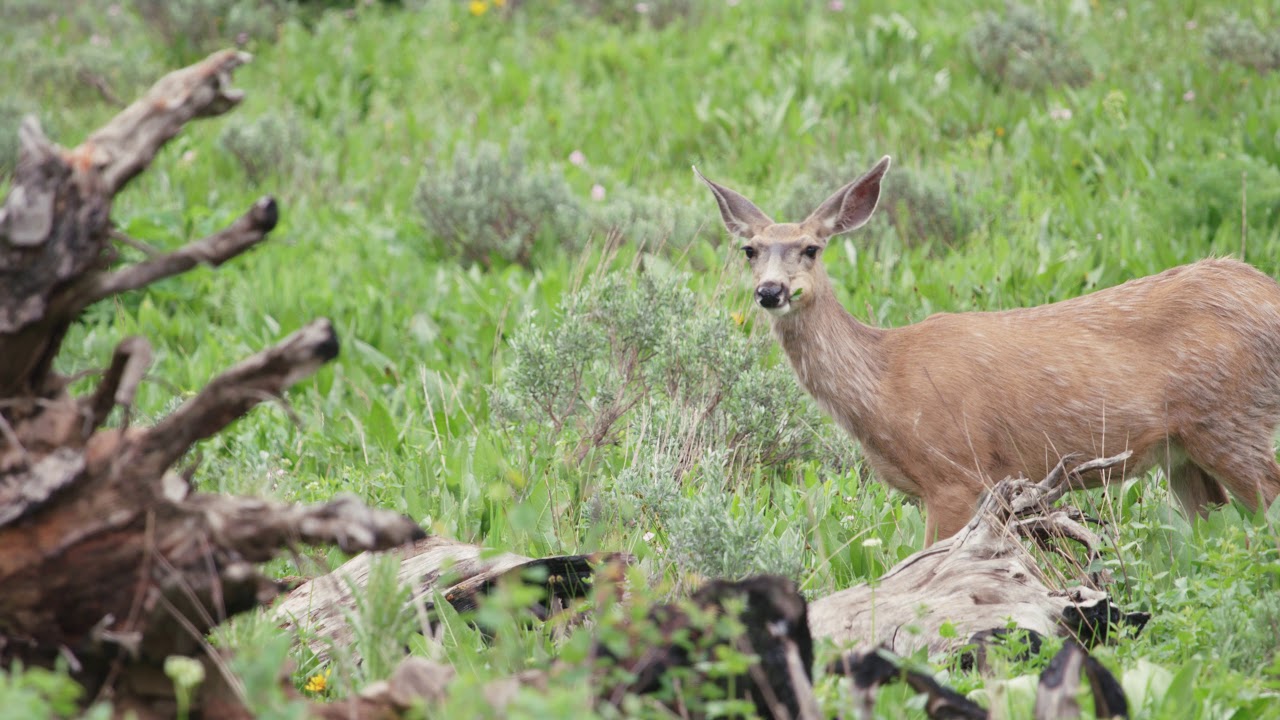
left=565, top=0, right=701, bottom=29
left=414, top=140, right=585, bottom=268
left=492, top=270, right=835, bottom=471
left=969, top=3, right=1091, bottom=90
left=218, top=112, right=309, bottom=186
left=1205, top=14, right=1280, bottom=73
left=495, top=269, right=849, bottom=580
left=591, top=192, right=718, bottom=252
left=781, top=156, right=975, bottom=250
left=131, top=0, right=284, bottom=63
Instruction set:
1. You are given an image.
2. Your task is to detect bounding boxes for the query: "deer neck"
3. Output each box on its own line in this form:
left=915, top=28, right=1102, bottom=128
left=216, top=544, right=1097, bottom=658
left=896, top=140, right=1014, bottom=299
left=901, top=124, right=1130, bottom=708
left=769, top=286, right=885, bottom=438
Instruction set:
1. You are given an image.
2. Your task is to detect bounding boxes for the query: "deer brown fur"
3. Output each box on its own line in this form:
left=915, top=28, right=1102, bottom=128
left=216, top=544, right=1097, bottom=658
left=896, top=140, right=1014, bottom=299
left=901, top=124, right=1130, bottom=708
left=697, top=156, right=1280, bottom=544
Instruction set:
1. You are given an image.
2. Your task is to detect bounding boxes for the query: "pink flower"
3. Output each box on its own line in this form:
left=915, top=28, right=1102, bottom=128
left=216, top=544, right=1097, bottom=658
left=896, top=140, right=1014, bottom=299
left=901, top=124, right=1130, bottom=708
left=591, top=184, right=606, bottom=201
left=1049, top=107, right=1073, bottom=121
left=1182, top=90, right=1195, bottom=102
left=1185, top=20, right=1197, bottom=30
left=635, top=2, right=650, bottom=13
left=828, top=0, right=844, bottom=10
left=568, top=150, right=586, bottom=166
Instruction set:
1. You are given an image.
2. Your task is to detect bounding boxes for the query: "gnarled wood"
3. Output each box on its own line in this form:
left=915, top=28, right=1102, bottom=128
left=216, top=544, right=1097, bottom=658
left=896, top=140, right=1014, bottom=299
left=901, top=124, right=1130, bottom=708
left=808, top=452, right=1147, bottom=656
left=0, top=50, right=426, bottom=718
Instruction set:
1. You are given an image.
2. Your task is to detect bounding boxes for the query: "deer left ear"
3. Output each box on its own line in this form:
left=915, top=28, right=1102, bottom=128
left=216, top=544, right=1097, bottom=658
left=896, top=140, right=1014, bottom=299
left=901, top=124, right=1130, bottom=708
left=803, top=155, right=891, bottom=240
left=694, top=166, right=774, bottom=239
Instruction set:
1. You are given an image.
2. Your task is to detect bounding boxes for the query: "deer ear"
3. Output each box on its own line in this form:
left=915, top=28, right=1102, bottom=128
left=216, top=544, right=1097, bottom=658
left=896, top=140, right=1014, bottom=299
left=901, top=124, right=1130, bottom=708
left=694, top=166, right=773, bottom=239
left=803, top=155, right=891, bottom=239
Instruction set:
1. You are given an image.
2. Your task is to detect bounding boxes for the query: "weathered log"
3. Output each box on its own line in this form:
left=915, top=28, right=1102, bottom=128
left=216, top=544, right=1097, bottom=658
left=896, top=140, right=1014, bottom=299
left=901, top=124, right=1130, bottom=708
left=809, top=452, right=1148, bottom=657
left=275, top=535, right=633, bottom=662
left=0, top=49, right=426, bottom=718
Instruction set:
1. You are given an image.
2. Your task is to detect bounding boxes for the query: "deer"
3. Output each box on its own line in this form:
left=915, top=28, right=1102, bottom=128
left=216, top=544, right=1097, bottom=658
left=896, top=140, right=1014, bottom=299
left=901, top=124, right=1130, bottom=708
left=696, top=155, right=1280, bottom=545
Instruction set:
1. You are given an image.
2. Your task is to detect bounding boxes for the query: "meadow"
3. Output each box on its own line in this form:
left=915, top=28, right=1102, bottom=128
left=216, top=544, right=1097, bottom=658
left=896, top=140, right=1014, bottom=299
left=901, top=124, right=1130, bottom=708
left=3, top=0, right=1280, bottom=716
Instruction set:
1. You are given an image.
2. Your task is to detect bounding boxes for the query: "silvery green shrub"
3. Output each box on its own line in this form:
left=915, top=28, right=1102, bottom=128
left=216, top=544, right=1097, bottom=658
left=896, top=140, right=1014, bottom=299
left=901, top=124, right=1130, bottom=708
left=969, top=3, right=1091, bottom=90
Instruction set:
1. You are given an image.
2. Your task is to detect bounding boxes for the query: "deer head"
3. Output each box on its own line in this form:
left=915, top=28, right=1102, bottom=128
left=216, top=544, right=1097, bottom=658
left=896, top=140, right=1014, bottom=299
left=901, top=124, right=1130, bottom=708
left=695, top=156, right=891, bottom=316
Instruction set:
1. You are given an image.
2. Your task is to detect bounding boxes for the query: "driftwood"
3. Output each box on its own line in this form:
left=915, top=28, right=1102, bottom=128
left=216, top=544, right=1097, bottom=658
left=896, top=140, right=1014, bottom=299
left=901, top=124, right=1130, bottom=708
left=809, top=452, right=1149, bottom=656
left=275, top=535, right=633, bottom=662
left=0, top=50, right=425, bottom=718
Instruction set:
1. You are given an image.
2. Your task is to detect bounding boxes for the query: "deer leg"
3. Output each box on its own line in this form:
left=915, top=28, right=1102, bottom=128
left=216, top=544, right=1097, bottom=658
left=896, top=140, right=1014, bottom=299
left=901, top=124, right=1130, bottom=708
left=1183, top=433, right=1280, bottom=514
left=921, top=494, right=971, bottom=546
left=1168, top=462, right=1229, bottom=520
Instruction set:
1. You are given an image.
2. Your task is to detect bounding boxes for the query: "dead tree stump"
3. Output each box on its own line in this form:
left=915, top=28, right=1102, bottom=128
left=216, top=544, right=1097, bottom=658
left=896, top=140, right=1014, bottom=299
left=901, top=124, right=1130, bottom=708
left=0, top=50, right=424, bottom=717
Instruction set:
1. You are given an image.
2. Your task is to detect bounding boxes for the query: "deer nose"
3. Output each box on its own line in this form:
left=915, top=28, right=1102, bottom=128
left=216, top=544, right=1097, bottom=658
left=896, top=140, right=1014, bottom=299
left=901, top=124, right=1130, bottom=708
left=756, top=282, right=787, bottom=308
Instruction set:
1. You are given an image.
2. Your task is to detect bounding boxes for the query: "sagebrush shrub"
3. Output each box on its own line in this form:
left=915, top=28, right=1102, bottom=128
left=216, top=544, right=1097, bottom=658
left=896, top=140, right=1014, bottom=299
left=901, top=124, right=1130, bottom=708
left=1204, top=14, right=1280, bottom=73
left=591, top=192, right=717, bottom=252
left=131, top=0, right=283, bottom=62
left=495, top=269, right=849, bottom=580
left=217, top=112, right=308, bottom=185
left=781, top=157, right=975, bottom=250
left=969, top=3, right=1091, bottom=90
left=492, top=270, right=837, bottom=471
left=567, top=0, right=701, bottom=29
left=414, top=140, right=585, bottom=267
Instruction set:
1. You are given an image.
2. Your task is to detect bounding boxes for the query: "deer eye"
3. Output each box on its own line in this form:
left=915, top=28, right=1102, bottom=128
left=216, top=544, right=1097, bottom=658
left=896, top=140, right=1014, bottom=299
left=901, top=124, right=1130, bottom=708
left=803, top=245, right=820, bottom=259
left=742, top=246, right=757, bottom=260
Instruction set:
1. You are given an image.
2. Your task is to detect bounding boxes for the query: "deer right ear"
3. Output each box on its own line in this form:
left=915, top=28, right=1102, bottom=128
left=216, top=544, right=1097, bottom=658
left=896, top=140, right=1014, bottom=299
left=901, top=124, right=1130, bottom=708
left=693, top=166, right=773, bottom=239
left=803, top=155, right=891, bottom=240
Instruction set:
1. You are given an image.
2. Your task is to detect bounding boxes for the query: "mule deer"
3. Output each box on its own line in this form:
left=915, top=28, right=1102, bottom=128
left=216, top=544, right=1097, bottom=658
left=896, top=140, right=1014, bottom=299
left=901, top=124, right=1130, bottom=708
left=696, top=156, right=1280, bottom=544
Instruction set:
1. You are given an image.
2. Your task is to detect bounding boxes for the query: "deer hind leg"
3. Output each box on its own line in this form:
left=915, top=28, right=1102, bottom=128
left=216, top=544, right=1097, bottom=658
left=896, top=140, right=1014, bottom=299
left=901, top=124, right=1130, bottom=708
left=1168, top=461, right=1229, bottom=520
left=1183, top=432, right=1280, bottom=514
left=921, top=492, right=975, bottom=546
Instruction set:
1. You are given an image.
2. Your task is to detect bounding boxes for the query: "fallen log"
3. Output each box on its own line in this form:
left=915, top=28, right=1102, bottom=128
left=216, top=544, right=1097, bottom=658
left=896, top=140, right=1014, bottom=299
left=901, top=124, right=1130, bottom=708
left=275, top=535, right=633, bottom=662
left=809, top=452, right=1149, bottom=657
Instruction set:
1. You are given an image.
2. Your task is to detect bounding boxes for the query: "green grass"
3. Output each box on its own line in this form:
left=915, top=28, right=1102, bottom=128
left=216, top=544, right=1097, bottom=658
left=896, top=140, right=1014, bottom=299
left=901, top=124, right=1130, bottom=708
left=4, top=0, right=1280, bottom=717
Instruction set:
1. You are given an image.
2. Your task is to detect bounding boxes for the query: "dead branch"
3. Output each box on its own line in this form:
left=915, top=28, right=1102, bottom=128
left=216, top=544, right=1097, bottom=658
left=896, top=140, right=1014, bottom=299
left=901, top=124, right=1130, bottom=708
left=131, top=319, right=338, bottom=480
left=76, top=49, right=251, bottom=196
left=85, top=336, right=153, bottom=430
left=81, top=196, right=278, bottom=306
left=832, top=641, right=1129, bottom=720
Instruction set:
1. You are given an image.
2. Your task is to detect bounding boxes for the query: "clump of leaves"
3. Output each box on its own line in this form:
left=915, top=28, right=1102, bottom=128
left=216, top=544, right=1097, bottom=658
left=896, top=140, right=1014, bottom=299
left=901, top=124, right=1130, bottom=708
left=414, top=140, right=585, bottom=268
left=781, top=156, right=975, bottom=250
left=218, top=112, right=309, bottom=186
left=131, top=0, right=284, bottom=64
left=1204, top=13, right=1280, bottom=74
left=968, top=3, right=1092, bottom=90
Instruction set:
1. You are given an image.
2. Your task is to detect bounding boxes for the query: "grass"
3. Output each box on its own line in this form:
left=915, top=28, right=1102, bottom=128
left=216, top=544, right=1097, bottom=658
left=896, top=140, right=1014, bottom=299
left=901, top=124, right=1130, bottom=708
left=3, top=0, right=1280, bottom=717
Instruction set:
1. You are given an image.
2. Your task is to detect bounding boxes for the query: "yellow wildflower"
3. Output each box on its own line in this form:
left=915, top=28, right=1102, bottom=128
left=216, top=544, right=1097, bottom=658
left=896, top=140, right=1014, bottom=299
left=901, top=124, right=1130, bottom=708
left=469, top=0, right=488, bottom=15
left=304, top=668, right=331, bottom=694
left=494, top=0, right=506, bottom=6
left=732, top=311, right=746, bottom=326
left=995, top=126, right=1005, bottom=138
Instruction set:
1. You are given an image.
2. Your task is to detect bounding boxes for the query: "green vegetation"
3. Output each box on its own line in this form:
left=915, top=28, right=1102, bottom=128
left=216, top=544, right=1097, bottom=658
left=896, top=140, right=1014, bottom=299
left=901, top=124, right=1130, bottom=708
left=3, top=0, right=1280, bottom=716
